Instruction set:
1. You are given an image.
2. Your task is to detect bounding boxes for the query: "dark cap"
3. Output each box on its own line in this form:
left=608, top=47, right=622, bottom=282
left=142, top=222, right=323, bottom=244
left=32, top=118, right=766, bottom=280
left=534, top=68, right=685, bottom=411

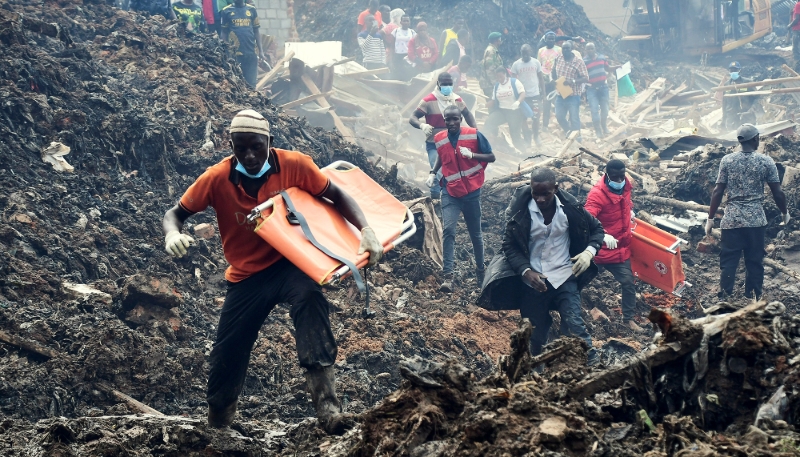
left=728, top=61, right=741, bottom=70
left=736, top=123, right=759, bottom=142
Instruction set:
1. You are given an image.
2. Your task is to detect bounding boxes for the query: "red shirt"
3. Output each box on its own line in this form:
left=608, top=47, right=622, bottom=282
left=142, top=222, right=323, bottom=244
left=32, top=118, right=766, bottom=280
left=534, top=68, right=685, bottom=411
left=179, top=149, right=330, bottom=282
left=793, top=2, right=800, bottom=31
left=407, top=36, right=439, bottom=64
left=357, top=9, right=382, bottom=31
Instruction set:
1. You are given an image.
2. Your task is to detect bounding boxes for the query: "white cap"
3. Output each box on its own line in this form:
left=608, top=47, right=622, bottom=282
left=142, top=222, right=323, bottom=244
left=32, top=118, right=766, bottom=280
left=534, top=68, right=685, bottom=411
left=230, top=109, right=270, bottom=136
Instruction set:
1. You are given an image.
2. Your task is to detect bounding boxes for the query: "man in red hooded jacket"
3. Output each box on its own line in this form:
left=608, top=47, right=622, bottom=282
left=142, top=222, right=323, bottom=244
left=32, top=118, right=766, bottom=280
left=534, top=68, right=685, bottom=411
left=584, top=159, right=642, bottom=331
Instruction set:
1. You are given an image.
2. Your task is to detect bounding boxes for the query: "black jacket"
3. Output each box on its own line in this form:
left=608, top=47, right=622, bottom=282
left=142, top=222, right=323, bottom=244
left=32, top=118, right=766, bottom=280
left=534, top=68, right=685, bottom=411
left=478, top=185, right=605, bottom=311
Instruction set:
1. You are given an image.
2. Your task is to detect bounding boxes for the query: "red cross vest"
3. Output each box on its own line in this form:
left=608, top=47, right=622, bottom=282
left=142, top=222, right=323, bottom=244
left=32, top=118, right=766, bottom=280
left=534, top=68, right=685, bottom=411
left=434, top=127, right=487, bottom=198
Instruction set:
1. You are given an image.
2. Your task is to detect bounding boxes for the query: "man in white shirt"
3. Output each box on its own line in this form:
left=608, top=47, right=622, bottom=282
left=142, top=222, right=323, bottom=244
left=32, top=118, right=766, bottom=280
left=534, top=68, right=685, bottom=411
left=484, top=66, right=527, bottom=153
left=390, top=15, right=415, bottom=80
left=511, top=44, right=546, bottom=147
left=478, top=168, right=605, bottom=365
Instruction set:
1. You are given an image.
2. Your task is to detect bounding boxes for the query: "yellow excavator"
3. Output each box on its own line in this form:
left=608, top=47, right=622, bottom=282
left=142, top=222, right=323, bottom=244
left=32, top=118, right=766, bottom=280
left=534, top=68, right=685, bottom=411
left=622, top=0, right=773, bottom=56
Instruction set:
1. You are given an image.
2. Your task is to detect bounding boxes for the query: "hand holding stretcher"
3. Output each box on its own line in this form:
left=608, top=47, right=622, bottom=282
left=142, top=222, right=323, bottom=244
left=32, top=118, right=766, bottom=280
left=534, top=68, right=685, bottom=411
left=247, top=161, right=416, bottom=314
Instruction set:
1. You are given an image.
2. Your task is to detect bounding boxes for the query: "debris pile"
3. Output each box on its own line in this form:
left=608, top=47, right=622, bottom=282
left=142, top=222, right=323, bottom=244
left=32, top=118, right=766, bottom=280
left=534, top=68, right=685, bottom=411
left=5, top=302, right=800, bottom=456
left=3, top=0, right=800, bottom=455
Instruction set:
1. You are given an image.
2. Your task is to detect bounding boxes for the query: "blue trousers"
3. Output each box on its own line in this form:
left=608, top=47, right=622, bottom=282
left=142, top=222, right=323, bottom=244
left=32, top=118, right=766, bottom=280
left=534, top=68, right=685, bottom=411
left=441, top=189, right=484, bottom=276
left=598, top=259, right=636, bottom=320
left=237, top=53, right=258, bottom=88
left=425, top=141, right=442, bottom=199
left=586, top=85, right=610, bottom=134
left=554, top=94, right=582, bottom=134
left=519, top=278, right=592, bottom=356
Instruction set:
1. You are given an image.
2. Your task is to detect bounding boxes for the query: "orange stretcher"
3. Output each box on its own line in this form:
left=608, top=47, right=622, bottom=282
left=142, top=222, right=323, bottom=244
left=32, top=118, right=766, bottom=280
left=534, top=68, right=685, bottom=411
left=630, top=218, right=691, bottom=297
left=246, top=161, right=416, bottom=290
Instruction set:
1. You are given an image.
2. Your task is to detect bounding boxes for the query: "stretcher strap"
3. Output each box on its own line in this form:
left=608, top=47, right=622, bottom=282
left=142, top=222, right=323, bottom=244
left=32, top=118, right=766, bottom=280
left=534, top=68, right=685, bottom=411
left=279, top=191, right=366, bottom=294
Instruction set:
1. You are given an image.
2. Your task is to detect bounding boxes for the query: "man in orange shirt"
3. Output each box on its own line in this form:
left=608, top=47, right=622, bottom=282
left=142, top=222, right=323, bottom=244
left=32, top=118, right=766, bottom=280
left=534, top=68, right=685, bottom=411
left=162, top=110, right=383, bottom=435
left=357, top=0, right=382, bottom=32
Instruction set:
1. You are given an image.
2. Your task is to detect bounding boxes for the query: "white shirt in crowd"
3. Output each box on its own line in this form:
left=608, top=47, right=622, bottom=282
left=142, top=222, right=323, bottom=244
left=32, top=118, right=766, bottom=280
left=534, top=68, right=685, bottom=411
left=511, top=58, right=543, bottom=97
left=392, top=28, right=416, bottom=54
left=493, top=77, right=525, bottom=110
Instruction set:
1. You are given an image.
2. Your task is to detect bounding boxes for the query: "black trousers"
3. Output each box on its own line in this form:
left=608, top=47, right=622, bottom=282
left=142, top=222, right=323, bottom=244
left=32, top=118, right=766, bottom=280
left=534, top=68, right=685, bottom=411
left=519, top=278, right=592, bottom=356
left=719, top=226, right=766, bottom=299
left=206, top=258, right=337, bottom=410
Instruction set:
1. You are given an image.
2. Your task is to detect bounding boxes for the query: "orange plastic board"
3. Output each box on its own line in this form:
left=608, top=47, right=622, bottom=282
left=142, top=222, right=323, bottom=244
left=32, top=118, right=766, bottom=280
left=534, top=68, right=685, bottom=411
left=253, top=166, right=408, bottom=285
left=629, top=218, right=688, bottom=296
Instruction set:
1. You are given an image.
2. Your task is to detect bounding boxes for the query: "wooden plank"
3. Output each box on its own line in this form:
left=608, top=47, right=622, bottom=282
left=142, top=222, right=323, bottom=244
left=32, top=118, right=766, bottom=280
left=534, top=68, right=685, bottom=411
left=0, top=329, right=60, bottom=358
left=720, top=28, right=771, bottom=53
left=620, top=34, right=652, bottom=41
left=255, top=50, right=295, bottom=90
left=638, top=194, right=721, bottom=214
left=310, top=56, right=356, bottom=71
left=280, top=91, right=334, bottom=109
left=723, top=87, right=800, bottom=98
left=635, top=83, right=687, bottom=123
left=625, top=77, right=666, bottom=117
left=780, top=65, right=800, bottom=104
left=712, top=76, right=800, bottom=92
left=329, top=95, right=363, bottom=113
left=301, top=74, right=355, bottom=140
left=343, top=67, right=391, bottom=78
left=97, top=383, right=165, bottom=416
left=319, top=66, right=334, bottom=93
left=300, top=75, right=329, bottom=106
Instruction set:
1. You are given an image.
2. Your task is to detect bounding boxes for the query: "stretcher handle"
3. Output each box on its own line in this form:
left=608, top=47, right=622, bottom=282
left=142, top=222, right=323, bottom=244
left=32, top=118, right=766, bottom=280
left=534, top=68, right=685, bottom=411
left=329, top=207, right=417, bottom=285
left=632, top=218, right=682, bottom=254
left=324, top=160, right=358, bottom=171
left=247, top=199, right=275, bottom=223
left=245, top=161, right=357, bottom=223
left=631, top=231, right=679, bottom=255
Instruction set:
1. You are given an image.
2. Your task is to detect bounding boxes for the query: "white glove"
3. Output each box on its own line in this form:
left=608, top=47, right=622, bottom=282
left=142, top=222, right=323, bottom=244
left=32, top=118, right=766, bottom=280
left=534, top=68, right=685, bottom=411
left=419, top=123, right=434, bottom=137
left=630, top=210, right=636, bottom=223
left=571, top=249, right=594, bottom=276
left=165, top=230, right=195, bottom=258
left=511, top=100, right=521, bottom=110
left=603, top=234, right=618, bottom=250
left=425, top=173, right=436, bottom=188
left=783, top=212, right=791, bottom=225
left=358, top=227, right=383, bottom=267
left=705, top=218, right=714, bottom=236
left=459, top=146, right=474, bottom=159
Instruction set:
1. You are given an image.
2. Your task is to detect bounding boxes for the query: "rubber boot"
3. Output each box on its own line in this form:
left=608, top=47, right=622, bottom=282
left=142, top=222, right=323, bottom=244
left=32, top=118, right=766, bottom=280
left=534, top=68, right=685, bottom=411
left=476, top=268, right=485, bottom=288
left=208, top=401, right=237, bottom=428
left=439, top=274, right=454, bottom=293
left=305, top=366, right=355, bottom=435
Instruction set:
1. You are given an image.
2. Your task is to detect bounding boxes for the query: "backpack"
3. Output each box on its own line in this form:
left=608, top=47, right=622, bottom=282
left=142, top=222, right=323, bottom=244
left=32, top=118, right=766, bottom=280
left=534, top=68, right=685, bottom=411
left=493, top=78, right=535, bottom=118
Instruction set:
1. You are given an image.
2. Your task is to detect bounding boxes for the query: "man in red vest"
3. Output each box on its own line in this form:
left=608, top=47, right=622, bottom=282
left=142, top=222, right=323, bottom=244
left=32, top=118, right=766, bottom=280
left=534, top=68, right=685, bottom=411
left=584, top=159, right=642, bottom=331
left=427, top=105, right=496, bottom=292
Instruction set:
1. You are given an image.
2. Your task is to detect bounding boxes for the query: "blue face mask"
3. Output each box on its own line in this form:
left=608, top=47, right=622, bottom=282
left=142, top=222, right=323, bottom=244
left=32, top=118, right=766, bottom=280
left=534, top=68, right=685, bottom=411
left=730, top=72, right=739, bottom=80
left=607, top=175, right=625, bottom=190
left=439, top=85, right=453, bottom=96
left=235, top=157, right=271, bottom=179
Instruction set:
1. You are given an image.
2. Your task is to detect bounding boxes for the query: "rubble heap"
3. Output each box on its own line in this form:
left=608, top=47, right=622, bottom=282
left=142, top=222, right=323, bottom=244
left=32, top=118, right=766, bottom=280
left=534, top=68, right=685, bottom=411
left=5, top=303, right=800, bottom=456
left=3, top=0, right=800, bottom=455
